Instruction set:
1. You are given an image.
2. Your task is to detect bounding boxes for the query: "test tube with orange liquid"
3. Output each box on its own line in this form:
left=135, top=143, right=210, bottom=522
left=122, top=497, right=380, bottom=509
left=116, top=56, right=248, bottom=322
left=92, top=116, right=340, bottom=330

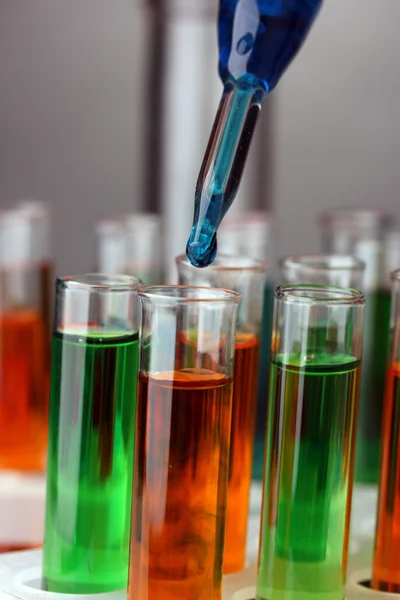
left=128, top=285, right=240, bottom=600
left=372, top=267, right=400, bottom=592
left=176, top=255, right=268, bottom=574
left=0, top=207, right=49, bottom=471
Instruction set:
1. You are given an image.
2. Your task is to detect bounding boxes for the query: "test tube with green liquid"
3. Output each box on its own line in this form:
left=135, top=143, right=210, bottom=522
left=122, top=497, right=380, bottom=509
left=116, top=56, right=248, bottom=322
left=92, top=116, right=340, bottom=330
left=42, top=274, right=141, bottom=593
left=257, top=284, right=364, bottom=600
left=320, top=208, right=392, bottom=483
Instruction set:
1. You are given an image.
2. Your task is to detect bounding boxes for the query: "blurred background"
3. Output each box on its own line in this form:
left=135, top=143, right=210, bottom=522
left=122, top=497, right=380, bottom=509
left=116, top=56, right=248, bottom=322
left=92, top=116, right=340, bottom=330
left=0, top=0, right=400, bottom=558
left=0, top=0, right=399, bottom=277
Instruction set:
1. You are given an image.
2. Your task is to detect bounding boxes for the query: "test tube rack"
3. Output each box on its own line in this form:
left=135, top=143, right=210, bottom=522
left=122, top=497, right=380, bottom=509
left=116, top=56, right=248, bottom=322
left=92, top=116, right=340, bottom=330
left=0, top=480, right=392, bottom=600
left=0, top=547, right=397, bottom=600
left=0, top=472, right=45, bottom=551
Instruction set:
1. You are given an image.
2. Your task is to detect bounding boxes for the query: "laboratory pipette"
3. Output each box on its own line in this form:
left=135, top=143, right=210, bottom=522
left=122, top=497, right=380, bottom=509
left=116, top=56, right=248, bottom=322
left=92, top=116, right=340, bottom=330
left=186, top=0, right=323, bottom=268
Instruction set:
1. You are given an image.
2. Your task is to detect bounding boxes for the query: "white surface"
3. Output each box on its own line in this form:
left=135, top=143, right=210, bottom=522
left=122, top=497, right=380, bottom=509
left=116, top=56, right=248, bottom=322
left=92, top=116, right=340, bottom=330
left=0, top=480, right=379, bottom=598
left=0, top=472, right=45, bottom=545
left=274, top=0, right=400, bottom=258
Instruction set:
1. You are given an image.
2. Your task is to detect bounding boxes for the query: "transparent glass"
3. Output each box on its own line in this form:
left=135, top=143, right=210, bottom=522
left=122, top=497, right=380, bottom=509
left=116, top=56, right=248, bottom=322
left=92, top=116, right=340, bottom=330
left=0, top=209, right=49, bottom=471
left=257, top=285, right=364, bottom=600
left=217, top=212, right=274, bottom=481
left=96, top=213, right=162, bottom=284
left=176, top=254, right=267, bottom=573
left=16, top=200, right=53, bottom=339
left=43, top=274, right=141, bottom=594
left=280, top=254, right=365, bottom=288
left=373, top=269, right=400, bottom=593
left=217, top=211, right=273, bottom=263
left=319, top=208, right=392, bottom=483
left=128, top=285, right=240, bottom=600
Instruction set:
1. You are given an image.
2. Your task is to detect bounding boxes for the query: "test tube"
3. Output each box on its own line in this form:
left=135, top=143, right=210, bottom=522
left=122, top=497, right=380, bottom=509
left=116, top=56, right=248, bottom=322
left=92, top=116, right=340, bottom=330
left=320, top=208, right=392, bottom=483
left=0, top=209, right=48, bottom=471
left=96, top=213, right=163, bottom=284
left=128, top=285, right=240, bottom=600
left=218, top=212, right=274, bottom=480
left=372, top=268, right=400, bottom=593
left=43, top=274, right=141, bottom=593
left=280, top=254, right=365, bottom=289
left=256, top=285, right=364, bottom=600
left=176, top=255, right=268, bottom=574
left=16, top=200, right=52, bottom=338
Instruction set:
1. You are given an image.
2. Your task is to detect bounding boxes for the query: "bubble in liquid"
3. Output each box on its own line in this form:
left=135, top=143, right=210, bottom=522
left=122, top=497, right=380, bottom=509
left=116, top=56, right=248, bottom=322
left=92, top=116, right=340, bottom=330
left=236, top=33, right=254, bottom=55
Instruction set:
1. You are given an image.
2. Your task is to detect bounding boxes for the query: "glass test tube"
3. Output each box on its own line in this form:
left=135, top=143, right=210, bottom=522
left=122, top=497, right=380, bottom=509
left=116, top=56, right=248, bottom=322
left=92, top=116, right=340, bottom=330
left=16, top=200, right=53, bottom=340
left=372, top=269, right=400, bottom=593
left=256, top=285, right=364, bottom=600
left=128, top=285, right=240, bottom=600
left=176, top=255, right=267, bottom=574
left=320, top=208, right=392, bottom=483
left=96, top=213, right=163, bottom=284
left=280, top=254, right=365, bottom=289
left=43, top=274, right=141, bottom=593
left=0, top=209, right=49, bottom=471
left=218, top=212, right=274, bottom=480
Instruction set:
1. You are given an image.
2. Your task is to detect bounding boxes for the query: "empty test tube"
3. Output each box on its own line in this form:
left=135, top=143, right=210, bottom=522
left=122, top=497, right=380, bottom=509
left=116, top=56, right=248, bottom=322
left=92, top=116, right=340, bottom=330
left=96, top=213, right=162, bottom=284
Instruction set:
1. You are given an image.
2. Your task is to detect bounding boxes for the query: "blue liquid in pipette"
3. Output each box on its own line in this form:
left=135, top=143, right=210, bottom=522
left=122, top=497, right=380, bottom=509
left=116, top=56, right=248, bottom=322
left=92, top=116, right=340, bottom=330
left=186, top=0, right=323, bottom=267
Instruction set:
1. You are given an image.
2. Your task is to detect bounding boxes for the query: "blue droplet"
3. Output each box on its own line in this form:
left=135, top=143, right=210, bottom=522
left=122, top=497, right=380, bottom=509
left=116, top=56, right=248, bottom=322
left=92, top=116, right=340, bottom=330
left=236, top=32, right=254, bottom=56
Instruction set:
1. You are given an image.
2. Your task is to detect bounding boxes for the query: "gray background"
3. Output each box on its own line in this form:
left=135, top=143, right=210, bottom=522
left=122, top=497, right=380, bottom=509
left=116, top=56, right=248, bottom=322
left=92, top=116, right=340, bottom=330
left=0, top=0, right=399, bottom=274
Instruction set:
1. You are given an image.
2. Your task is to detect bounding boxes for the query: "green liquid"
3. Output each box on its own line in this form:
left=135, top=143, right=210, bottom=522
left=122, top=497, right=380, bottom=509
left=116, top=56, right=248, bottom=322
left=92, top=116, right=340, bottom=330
left=355, top=289, right=391, bottom=483
left=253, top=283, right=274, bottom=480
left=257, top=353, right=360, bottom=600
left=43, top=330, right=139, bottom=593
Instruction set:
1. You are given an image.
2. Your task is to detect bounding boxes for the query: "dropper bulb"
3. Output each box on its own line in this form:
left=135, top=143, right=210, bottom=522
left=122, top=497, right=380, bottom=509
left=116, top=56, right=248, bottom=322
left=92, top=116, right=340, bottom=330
left=186, top=232, right=217, bottom=268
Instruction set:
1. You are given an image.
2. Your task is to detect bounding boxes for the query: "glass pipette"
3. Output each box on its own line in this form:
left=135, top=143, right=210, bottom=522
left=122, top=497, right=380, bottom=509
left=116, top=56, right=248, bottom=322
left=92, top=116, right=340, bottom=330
left=186, top=0, right=323, bottom=267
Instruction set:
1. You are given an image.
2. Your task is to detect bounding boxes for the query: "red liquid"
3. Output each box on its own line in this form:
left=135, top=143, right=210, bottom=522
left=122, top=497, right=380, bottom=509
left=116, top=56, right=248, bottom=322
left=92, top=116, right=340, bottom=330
left=129, top=369, right=233, bottom=600
left=0, top=309, right=48, bottom=470
left=224, top=333, right=260, bottom=573
left=372, top=363, right=400, bottom=592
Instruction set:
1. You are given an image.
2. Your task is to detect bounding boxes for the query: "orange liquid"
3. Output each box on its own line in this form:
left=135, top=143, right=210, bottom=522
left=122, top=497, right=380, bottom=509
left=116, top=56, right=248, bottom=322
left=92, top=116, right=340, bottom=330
left=0, top=309, right=48, bottom=470
left=129, top=369, right=233, bottom=600
left=224, top=333, right=260, bottom=574
left=372, top=362, right=400, bottom=592
left=0, top=543, right=40, bottom=553
left=40, top=262, right=53, bottom=343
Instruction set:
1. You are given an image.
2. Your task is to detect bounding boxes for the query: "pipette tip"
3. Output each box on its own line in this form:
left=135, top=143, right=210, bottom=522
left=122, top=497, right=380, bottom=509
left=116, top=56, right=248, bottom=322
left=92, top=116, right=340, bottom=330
left=186, top=233, right=217, bottom=268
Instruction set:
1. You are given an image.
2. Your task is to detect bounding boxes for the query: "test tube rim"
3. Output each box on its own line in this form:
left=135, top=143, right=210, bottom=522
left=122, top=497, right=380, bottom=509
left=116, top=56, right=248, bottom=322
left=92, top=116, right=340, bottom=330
left=319, top=207, right=394, bottom=232
left=280, top=253, right=365, bottom=273
left=57, top=273, right=142, bottom=292
left=139, top=284, right=241, bottom=305
left=175, top=253, right=268, bottom=274
left=276, top=283, right=365, bottom=306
